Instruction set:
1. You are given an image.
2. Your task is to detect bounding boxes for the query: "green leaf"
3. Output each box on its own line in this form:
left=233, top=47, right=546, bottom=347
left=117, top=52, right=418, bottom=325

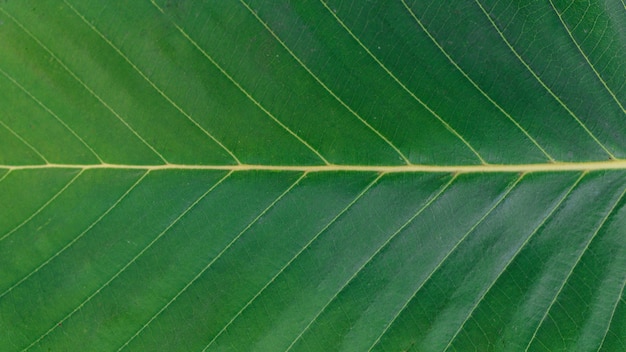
left=1, top=0, right=625, bottom=351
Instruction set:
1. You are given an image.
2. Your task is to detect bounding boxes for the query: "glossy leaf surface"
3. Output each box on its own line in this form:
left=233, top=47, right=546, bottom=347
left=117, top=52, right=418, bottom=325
left=1, top=0, right=625, bottom=351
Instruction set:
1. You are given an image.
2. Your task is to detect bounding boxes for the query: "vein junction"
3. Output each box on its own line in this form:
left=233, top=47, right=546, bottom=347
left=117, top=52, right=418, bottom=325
left=2, top=160, right=626, bottom=173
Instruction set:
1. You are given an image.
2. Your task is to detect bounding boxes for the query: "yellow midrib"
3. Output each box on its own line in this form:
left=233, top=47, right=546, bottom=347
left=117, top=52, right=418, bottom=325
left=2, top=160, right=626, bottom=173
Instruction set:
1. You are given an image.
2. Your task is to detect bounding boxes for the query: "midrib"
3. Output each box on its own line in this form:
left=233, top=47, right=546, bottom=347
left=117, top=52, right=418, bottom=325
left=2, top=160, right=626, bottom=173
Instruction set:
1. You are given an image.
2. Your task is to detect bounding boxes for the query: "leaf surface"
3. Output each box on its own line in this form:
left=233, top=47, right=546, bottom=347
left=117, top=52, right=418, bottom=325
left=1, top=0, right=625, bottom=351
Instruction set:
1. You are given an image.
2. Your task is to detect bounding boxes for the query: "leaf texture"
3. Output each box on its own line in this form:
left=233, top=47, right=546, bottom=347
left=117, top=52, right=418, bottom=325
left=0, top=0, right=625, bottom=351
